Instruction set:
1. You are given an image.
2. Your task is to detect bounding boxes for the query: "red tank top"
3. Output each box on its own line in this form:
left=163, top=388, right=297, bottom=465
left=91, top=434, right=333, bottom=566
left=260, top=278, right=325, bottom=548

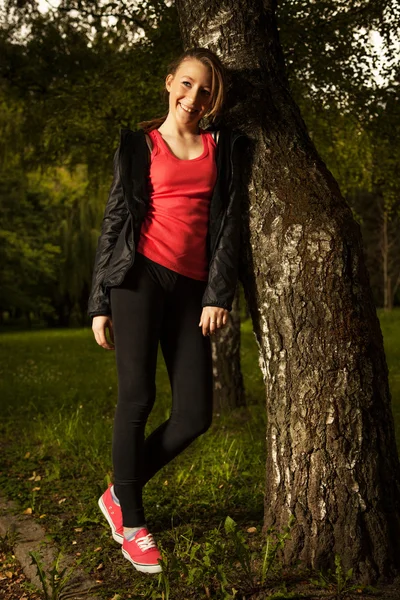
left=136, top=127, right=217, bottom=281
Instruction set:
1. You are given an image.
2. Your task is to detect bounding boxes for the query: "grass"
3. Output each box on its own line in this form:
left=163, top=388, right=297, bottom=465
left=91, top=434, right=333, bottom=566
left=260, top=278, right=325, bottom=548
left=0, top=308, right=399, bottom=599
left=377, top=308, right=400, bottom=442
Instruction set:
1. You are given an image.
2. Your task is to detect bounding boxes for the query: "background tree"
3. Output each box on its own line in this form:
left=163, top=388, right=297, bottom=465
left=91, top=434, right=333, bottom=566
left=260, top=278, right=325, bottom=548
left=1, top=0, right=399, bottom=325
left=277, top=0, right=400, bottom=310
left=212, top=289, right=246, bottom=411
left=175, top=0, right=400, bottom=585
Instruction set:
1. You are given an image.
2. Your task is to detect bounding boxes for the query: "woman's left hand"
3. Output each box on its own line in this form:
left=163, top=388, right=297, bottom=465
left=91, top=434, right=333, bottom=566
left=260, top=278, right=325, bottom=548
left=199, top=306, right=229, bottom=337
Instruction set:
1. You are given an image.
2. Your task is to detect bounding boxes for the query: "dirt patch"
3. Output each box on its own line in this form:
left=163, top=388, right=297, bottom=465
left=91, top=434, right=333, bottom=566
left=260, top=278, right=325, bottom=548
left=0, top=491, right=102, bottom=600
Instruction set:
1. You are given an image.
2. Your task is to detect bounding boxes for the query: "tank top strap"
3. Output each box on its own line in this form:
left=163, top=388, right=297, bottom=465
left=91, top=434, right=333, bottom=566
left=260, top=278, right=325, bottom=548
left=149, top=128, right=216, bottom=162
left=148, top=129, right=163, bottom=157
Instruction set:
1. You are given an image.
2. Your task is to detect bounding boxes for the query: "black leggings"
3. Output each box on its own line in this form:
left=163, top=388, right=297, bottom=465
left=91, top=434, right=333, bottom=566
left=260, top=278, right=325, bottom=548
left=110, top=252, right=213, bottom=527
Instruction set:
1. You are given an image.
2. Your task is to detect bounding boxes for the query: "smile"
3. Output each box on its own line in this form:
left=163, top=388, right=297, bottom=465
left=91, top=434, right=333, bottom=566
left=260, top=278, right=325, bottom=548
left=179, top=103, right=198, bottom=114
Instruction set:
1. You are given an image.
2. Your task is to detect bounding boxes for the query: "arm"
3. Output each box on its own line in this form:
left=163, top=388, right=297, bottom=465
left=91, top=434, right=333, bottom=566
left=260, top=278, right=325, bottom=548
left=87, top=147, right=129, bottom=320
left=201, top=135, right=246, bottom=312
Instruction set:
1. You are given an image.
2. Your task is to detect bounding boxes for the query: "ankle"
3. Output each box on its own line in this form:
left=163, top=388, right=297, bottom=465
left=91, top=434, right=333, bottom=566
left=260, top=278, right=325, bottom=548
left=123, top=525, right=146, bottom=541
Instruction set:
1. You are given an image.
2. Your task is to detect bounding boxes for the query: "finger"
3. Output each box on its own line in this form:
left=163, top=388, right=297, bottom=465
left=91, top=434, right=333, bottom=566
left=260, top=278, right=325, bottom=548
left=209, top=317, right=217, bottom=335
left=94, top=329, right=114, bottom=350
left=215, top=319, right=224, bottom=333
left=202, top=316, right=210, bottom=337
left=222, top=313, right=228, bottom=325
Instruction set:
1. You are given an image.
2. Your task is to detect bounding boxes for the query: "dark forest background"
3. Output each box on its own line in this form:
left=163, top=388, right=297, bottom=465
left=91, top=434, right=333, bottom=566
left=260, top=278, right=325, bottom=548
left=1, top=0, right=399, bottom=327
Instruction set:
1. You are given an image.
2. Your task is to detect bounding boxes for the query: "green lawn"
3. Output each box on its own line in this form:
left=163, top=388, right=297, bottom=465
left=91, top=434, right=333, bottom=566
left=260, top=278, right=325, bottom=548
left=377, top=308, right=400, bottom=443
left=0, top=309, right=399, bottom=599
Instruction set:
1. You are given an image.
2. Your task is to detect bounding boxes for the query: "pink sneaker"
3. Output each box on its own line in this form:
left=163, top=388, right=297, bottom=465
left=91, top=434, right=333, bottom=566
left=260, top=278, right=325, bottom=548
left=122, top=528, right=162, bottom=574
left=98, top=483, right=123, bottom=544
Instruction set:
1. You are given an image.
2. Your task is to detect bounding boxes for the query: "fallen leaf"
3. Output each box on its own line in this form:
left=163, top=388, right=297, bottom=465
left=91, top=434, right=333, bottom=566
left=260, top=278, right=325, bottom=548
left=72, top=541, right=77, bottom=545
left=23, top=508, right=32, bottom=515
left=96, top=562, right=104, bottom=570
left=34, top=475, right=41, bottom=481
left=39, top=514, right=46, bottom=519
left=74, top=527, right=83, bottom=532
left=5, top=571, right=13, bottom=578
left=58, top=498, right=66, bottom=504
left=164, top=480, right=168, bottom=486
left=28, top=471, right=36, bottom=481
left=94, top=546, right=102, bottom=552
left=32, top=486, right=41, bottom=492
left=24, top=452, right=31, bottom=459
left=247, top=527, right=257, bottom=533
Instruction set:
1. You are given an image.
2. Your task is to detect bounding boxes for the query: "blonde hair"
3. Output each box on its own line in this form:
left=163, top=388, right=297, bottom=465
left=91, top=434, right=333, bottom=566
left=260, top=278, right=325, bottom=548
left=138, top=47, right=227, bottom=132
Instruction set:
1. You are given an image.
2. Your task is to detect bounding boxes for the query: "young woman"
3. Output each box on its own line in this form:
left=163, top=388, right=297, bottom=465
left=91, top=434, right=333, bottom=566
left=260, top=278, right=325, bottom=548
left=88, top=47, right=245, bottom=574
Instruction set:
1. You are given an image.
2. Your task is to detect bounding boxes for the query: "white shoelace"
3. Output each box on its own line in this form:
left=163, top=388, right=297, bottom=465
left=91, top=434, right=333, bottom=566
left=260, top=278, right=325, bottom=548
left=136, top=533, right=157, bottom=552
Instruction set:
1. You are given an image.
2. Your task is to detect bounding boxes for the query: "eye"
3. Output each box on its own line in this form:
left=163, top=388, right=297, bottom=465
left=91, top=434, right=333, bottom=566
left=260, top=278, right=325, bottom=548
left=182, top=81, right=191, bottom=87
left=203, top=89, right=211, bottom=96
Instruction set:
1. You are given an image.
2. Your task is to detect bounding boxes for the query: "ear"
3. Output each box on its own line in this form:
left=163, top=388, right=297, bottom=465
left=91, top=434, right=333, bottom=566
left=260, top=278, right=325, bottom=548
left=165, top=74, right=173, bottom=92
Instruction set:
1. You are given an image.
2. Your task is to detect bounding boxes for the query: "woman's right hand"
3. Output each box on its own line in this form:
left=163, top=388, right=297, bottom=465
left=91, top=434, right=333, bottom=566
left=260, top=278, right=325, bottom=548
left=92, top=315, right=115, bottom=350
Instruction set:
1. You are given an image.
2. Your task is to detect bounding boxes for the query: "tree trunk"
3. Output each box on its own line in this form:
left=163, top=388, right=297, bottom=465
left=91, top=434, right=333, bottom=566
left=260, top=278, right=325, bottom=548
left=211, top=287, right=246, bottom=411
left=176, top=0, right=400, bottom=585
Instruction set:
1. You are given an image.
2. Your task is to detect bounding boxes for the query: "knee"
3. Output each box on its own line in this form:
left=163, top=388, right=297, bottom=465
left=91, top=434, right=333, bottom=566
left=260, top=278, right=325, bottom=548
left=115, top=387, right=155, bottom=423
left=117, top=378, right=156, bottom=412
left=185, top=409, right=213, bottom=439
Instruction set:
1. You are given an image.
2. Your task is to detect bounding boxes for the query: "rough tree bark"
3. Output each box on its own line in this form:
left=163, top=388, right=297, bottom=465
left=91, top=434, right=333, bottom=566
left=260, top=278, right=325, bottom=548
left=212, top=287, right=246, bottom=411
left=176, top=0, right=400, bottom=585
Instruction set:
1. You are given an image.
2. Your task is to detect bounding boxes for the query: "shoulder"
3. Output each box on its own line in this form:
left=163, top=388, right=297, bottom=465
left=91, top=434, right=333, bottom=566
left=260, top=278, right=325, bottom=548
left=116, top=128, right=151, bottom=173
left=119, top=127, right=148, bottom=154
left=204, top=124, right=246, bottom=146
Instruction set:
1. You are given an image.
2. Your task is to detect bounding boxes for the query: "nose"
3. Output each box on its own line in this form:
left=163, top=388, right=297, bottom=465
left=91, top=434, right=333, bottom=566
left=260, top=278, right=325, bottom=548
left=186, top=87, right=201, bottom=105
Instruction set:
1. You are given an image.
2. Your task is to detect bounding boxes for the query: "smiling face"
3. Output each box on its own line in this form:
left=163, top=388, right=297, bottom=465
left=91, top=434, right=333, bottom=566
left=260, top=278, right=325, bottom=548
left=165, top=58, right=213, bottom=129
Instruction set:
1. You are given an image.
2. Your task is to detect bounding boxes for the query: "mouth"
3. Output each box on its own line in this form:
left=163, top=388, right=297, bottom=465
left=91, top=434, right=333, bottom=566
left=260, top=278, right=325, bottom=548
left=179, top=103, right=198, bottom=115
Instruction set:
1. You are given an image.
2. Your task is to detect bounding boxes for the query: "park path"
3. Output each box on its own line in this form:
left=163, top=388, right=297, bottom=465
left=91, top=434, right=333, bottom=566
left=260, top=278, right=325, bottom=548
left=0, top=491, right=102, bottom=599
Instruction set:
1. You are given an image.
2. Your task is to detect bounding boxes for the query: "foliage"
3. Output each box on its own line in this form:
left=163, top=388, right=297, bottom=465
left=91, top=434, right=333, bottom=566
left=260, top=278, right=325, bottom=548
left=276, top=1, right=400, bottom=309
left=0, top=0, right=182, bottom=168
left=155, top=514, right=296, bottom=599
left=0, top=0, right=181, bottom=324
left=29, top=548, right=76, bottom=600
left=277, top=0, right=399, bottom=111
left=0, top=0, right=399, bottom=321
left=309, top=553, right=359, bottom=597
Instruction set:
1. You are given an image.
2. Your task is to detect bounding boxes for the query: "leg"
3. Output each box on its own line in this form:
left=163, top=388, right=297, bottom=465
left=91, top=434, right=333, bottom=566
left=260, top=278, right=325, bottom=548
left=141, top=274, right=213, bottom=485
left=110, top=254, right=165, bottom=526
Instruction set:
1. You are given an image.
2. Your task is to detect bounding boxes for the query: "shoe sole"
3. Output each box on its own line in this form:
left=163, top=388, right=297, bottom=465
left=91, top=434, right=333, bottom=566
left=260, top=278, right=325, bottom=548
left=122, top=548, right=162, bottom=573
left=98, top=496, right=123, bottom=544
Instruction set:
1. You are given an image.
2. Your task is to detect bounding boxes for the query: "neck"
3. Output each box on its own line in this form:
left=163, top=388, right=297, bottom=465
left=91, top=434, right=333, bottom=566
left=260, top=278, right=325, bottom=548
left=158, top=114, right=201, bottom=137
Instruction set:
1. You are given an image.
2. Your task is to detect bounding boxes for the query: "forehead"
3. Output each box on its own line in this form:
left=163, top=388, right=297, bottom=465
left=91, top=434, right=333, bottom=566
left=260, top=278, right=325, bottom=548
left=175, top=59, right=212, bottom=85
